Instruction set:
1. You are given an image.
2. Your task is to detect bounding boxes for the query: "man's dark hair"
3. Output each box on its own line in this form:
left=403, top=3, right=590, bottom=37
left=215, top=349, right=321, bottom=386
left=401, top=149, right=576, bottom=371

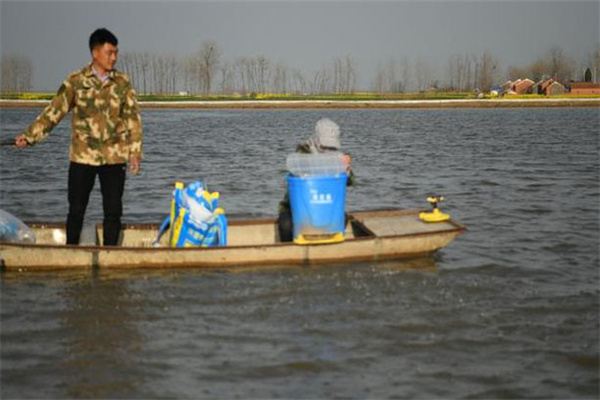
left=89, top=28, right=118, bottom=52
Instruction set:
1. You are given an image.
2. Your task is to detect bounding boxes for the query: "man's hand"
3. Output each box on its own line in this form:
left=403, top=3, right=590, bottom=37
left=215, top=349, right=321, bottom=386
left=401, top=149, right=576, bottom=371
left=130, top=156, right=141, bottom=175
left=15, top=135, right=28, bottom=149
left=343, top=154, right=352, bottom=172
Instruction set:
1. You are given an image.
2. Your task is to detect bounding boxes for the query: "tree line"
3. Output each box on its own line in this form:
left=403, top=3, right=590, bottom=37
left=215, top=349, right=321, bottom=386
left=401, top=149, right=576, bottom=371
left=117, top=42, right=359, bottom=96
left=1, top=54, right=33, bottom=92
left=374, top=45, right=600, bottom=94
left=2, top=42, right=599, bottom=94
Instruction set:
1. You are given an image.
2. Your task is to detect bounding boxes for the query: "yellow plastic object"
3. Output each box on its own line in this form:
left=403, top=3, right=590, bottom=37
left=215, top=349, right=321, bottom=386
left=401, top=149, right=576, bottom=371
left=171, top=208, right=187, bottom=247
left=419, top=195, right=451, bottom=223
left=169, top=182, right=185, bottom=244
left=294, top=232, right=345, bottom=245
left=419, top=208, right=450, bottom=223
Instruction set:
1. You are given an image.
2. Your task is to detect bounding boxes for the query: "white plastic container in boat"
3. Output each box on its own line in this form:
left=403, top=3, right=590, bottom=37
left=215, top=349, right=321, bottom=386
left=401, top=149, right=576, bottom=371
left=286, top=152, right=347, bottom=176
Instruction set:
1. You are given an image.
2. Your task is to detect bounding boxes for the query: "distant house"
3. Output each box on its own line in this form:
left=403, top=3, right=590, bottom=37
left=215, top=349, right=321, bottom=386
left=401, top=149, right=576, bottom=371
left=513, top=78, right=535, bottom=94
left=504, top=78, right=535, bottom=94
left=531, top=78, right=566, bottom=96
left=546, top=81, right=566, bottom=96
left=502, top=80, right=515, bottom=94
left=540, top=79, right=553, bottom=94
left=569, top=82, right=600, bottom=95
left=530, top=81, right=542, bottom=95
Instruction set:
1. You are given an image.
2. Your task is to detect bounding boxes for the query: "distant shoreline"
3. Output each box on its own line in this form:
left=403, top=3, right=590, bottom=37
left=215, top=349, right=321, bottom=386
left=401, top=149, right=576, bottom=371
left=1, top=98, right=598, bottom=109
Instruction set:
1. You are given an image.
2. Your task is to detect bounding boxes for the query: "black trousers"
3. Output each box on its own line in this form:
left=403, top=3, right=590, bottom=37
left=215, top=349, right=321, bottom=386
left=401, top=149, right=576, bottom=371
left=66, top=162, right=126, bottom=246
left=277, top=209, right=294, bottom=242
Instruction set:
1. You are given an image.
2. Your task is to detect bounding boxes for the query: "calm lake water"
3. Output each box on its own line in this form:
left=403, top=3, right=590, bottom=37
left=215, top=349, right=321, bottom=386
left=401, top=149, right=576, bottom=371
left=1, top=107, right=598, bottom=399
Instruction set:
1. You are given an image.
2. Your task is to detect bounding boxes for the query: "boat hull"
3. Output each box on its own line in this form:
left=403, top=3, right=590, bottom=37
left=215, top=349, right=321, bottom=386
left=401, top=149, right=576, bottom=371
left=0, top=210, right=465, bottom=271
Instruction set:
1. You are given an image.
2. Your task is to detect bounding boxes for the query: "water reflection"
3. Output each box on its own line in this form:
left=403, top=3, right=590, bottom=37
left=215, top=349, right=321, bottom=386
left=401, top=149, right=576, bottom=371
left=371, top=256, right=437, bottom=272
left=58, top=272, right=145, bottom=398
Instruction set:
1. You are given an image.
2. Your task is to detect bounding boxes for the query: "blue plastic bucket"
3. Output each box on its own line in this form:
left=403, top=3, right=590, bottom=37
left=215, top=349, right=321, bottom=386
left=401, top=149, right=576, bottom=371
left=287, top=173, right=347, bottom=241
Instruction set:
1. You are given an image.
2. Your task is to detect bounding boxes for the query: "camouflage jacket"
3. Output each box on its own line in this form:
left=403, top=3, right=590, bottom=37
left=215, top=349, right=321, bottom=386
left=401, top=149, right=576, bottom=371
left=22, top=63, right=143, bottom=165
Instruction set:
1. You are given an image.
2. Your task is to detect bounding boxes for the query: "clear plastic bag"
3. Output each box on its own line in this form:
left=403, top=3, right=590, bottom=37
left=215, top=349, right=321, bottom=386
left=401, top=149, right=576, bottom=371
left=0, top=209, right=36, bottom=243
left=286, top=152, right=347, bottom=176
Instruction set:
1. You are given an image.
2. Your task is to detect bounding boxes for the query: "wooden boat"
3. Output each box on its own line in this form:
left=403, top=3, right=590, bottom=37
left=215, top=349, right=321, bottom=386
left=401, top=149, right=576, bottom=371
left=0, top=209, right=465, bottom=271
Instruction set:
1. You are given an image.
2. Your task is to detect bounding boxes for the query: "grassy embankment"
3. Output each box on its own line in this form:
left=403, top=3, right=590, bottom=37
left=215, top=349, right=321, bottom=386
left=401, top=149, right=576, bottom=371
left=1, top=92, right=481, bottom=101
left=2, top=92, right=598, bottom=109
left=4, top=91, right=597, bottom=101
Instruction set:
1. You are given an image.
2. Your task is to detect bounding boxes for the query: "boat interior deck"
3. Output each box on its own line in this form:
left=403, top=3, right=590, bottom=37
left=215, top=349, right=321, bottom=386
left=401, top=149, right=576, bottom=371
left=26, top=210, right=462, bottom=248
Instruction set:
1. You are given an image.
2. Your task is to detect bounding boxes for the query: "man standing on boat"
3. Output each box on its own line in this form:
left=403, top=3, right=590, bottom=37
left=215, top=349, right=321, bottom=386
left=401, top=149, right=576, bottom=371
left=14, top=28, right=143, bottom=246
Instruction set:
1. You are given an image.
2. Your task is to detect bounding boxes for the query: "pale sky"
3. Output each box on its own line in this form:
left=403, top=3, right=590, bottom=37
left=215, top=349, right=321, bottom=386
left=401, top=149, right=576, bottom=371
left=1, top=0, right=598, bottom=91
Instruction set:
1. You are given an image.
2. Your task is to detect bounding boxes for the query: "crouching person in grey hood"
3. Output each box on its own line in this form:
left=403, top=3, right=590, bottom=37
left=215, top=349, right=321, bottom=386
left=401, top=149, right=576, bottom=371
left=277, top=118, right=354, bottom=242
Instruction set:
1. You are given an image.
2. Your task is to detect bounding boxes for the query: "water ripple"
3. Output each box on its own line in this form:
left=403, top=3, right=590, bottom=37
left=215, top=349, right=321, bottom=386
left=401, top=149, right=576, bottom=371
left=1, top=107, right=599, bottom=398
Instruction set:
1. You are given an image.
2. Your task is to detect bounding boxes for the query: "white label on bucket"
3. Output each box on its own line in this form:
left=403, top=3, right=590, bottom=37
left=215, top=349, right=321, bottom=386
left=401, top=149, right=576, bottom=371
left=310, top=189, right=333, bottom=204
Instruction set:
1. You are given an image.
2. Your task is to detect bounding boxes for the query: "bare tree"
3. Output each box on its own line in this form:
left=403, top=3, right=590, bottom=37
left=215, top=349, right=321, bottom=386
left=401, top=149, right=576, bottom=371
left=231, top=56, right=268, bottom=94
left=478, top=51, right=498, bottom=92
left=154, top=54, right=164, bottom=94
left=138, top=52, right=149, bottom=94
left=1, top=54, right=33, bottom=92
left=246, top=57, right=259, bottom=93
left=218, top=61, right=235, bottom=94
left=272, top=61, right=289, bottom=94
left=184, top=54, right=201, bottom=93
left=385, top=58, right=397, bottom=92
left=374, top=57, right=410, bottom=92
left=446, top=53, right=488, bottom=92
left=233, top=57, right=249, bottom=94
left=373, top=58, right=405, bottom=93
left=588, top=43, right=600, bottom=83
left=399, top=57, right=411, bottom=93
left=547, top=45, right=573, bottom=83
left=447, top=54, right=471, bottom=91
left=168, top=54, right=179, bottom=93
left=292, top=69, right=307, bottom=94
left=372, top=61, right=385, bottom=93
left=414, top=56, right=432, bottom=92
left=198, top=41, right=221, bottom=94
left=332, top=57, right=343, bottom=93
left=257, top=56, right=270, bottom=93
left=595, top=44, right=600, bottom=83
left=345, top=56, right=357, bottom=93
left=118, top=52, right=130, bottom=80
left=528, top=59, right=547, bottom=82
left=1, top=57, right=12, bottom=92
left=308, top=67, right=331, bottom=94
left=446, top=55, right=457, bottom=91
left=330, top=56, right=357, bottom=94
left=470, top=53, right=480, bottom=91
left=506, top=65, right=528, bottom=81
left=18, top=56, right=33, bottom=92
left=505, top=45, right=574, bottom=85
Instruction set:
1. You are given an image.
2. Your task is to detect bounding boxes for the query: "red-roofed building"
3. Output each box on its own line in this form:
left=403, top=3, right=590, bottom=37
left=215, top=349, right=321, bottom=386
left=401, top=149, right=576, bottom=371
left=533, top=78, right=566, bottom=96
left=540, top=79, right=554, bottom=93
left=513, top=78, right=534, bottom=94
left=569, top=82, right=600, bottom=95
